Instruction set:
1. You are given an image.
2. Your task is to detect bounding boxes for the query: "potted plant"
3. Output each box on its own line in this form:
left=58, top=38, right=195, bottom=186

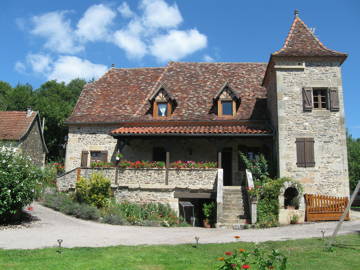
left=202, top=202, right=216, bottom=228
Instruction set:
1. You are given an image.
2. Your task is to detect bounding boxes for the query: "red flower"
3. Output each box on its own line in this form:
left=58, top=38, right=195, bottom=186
left=27, top=206, right=33, bottom=211
left=224, top=251, right=233, bottom=256
left=242, top=265, right=250, bottom=269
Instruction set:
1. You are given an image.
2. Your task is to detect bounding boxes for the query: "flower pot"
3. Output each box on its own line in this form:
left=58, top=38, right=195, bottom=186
left=203, top=219, right=211, bottom=228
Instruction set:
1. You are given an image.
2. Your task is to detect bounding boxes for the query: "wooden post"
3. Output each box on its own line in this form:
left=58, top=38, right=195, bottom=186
left=330, top=180, right=360, bottom=244
left=165, top=151, right=170, bottom=185
left=217, top=151, right=222, bottom=168
left=76, top=168, right=81, bottom=182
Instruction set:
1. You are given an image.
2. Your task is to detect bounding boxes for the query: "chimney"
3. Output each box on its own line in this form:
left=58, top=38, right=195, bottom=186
left=26, top=107, right=33, bottom=117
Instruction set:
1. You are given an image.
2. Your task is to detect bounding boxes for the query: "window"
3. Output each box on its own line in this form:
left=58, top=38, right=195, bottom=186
left=221, top=101, right=233, bottom=115
left=302, top=87, right=339, bottom=112
left=157, top=102, right=168, bottom=117
left=90, top=151, right=108, bottom=163
left=296, top=138, right=315, bottom=167
left=313, top=89, right=327, bottom=109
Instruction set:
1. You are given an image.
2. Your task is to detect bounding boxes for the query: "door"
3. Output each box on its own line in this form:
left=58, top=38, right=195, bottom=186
left=222, top=148, right=232, bottom=186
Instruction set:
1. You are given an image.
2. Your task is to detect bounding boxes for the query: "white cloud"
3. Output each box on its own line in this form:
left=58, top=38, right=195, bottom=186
left=118, top=2, right=134, bottom=18
left=48, top=56, right=107, bottom=83
left=113, top=30, right=147, bottom=58
left=31, top=11, right=82, bottom=54
left=140, top=0, right=182, bottom=29
left=26, top=53, right=52, bottom=73
left=150, top=29, right=207, bottom=62
left=203, top=54, right=214, bottom=62
left=76, top=4, right=116, bottom=42
left=14, top=61, right=26, bottom=73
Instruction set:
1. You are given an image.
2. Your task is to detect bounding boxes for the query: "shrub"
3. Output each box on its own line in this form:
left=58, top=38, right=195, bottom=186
left=255, top=177, right=303, bottom=228
left=75, top=173, right=111, bottom=208
left=239, top=152, right=269, bottom=183
left=43, top=192, right=100, bottom=220
left=0, top=147, right=43, bottom=223
left=217, top=247, right=287, bottom=270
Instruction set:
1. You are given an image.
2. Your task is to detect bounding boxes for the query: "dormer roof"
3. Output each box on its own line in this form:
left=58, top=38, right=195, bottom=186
left=213, top=82, right=238, bottom=100
left=148, top=83, right=175, bottom=102
left=273, top=12, right=347, bottom=59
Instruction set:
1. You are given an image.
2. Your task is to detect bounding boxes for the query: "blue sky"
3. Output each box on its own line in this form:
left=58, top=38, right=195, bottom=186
left=1, top=0, right=359, bottom=137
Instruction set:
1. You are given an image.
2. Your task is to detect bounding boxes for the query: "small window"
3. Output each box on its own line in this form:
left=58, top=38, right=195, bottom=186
left=157, top=103, right=168, bottom=117
left=90, top=151, right=107, bottom=163
left=221, top=101, right=233, bottom=115
left=313, top=89, right=328, bottom=109
left=296, top=138, right=315, bottom=168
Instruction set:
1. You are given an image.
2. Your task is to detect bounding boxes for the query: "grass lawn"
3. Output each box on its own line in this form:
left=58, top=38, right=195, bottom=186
left=0, top=234, right=359, bottom=270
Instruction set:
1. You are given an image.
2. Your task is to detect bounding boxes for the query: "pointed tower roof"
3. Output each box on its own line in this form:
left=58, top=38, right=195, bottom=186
left=273, top=11, right=347, bottom=58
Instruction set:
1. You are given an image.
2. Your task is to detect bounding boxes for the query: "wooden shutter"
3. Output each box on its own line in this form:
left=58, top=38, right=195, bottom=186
left=101, top=151, right=108, bottom=162
left=296, top=138, right=306, bottom=167
left=81, top=151, right=88, bottom=167
left=302, top=87, right=313, bottom=112
left=304, top=138, right=315, bottom=167
left=329, top=87, right=340, bottom=112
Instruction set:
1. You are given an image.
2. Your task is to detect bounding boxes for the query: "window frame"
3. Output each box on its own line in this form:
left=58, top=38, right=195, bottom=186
left=312, top=88, right=328, bottom=110
left=153, top=101, right=172, bottom=118
left=217, top=99, right=236, bottom=117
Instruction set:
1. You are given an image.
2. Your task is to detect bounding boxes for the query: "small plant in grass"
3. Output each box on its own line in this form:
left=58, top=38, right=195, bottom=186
left=75, top=173, right=111, bottom=208
left=217, top=247, right=287, bottom=270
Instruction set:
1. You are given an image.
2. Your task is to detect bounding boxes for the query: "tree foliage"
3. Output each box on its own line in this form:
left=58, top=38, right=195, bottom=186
left=347, top=133, right=360, bottom=191
left=0, top=79, right=86, bottom=161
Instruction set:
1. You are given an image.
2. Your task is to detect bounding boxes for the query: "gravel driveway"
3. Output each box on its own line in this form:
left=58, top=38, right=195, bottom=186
left=0, top=203, right=359, bottom=250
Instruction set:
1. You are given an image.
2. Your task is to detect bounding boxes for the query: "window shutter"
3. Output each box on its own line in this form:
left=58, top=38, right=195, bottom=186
left=101, top=151, right=108, bottom=162
left=329, top=87, right=340, bottom=112
left=304, top=138, right=315, bottom=167
left=302, top=87, right=313, bottom=112
left=81, top=151, right=88, bottom=167
left=296, top=138, right=306, bottom=167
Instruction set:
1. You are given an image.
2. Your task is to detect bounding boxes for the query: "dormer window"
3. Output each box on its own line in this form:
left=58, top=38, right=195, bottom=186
left=213, top=82, right=239, bottom=117
left=149, top=84, right=176, bottom=118
left=158, top=103, right=168, bottom=117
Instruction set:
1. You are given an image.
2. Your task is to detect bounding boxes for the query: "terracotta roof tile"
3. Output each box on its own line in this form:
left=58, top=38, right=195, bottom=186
left=0, top=111, right=37, bottom=140
left=273, top=15, right=347, bottom=58
left=111, top=121, right=272, bottom=136
left=67, top=62, right=268, bottom=124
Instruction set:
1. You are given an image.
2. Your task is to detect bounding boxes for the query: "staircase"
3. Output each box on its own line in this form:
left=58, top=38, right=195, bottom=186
left=217, top=186, right=248, bottom=228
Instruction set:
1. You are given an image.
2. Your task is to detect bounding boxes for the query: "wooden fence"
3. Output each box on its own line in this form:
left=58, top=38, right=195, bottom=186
left=304, top=194, right=350, bottom=222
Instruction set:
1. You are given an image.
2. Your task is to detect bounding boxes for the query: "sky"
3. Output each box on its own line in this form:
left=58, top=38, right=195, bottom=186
left=1, top=0, right=359, bottom=137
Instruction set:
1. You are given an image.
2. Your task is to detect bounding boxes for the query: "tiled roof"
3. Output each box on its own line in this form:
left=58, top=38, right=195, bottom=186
left=0, top=111, right=37, bottom=140
left=273, top=15, right=347, bottom=58
left=111, top=121, right=272, bottom=136
left=67, top=62, right=268, bottom=124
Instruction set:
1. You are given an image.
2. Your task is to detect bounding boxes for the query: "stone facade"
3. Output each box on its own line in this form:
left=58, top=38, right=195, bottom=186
left=19, top=120, right=46, bottom=167
left=266, top=59, right=349, bottom=197
left=65, top=125, right=118, bottom=170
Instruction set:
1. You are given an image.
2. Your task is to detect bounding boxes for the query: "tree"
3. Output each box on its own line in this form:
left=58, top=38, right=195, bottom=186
left=347, top=133, right=360, bottom=191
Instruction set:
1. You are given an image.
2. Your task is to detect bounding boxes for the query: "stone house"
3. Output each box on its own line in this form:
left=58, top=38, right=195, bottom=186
left=60, top=12, right=349, bottom=226
left=0, top=109, right=48, bottom=166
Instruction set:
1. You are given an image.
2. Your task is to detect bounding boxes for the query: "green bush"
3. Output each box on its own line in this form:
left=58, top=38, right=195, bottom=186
left=75, top=173, right=111, bottom=208
left=43, top=192, right=100, bottom=220
left=0, top=147, right=43, bottom=223
left=239, top=152, right=269, bottom=183
left=255, top=178, right=303, bottom=228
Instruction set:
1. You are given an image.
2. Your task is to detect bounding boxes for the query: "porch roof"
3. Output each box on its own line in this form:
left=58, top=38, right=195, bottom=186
left=111, top=121, right=273, bottom=137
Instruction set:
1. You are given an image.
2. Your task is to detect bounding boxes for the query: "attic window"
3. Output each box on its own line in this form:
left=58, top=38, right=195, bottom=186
left=221, top=101, right=233, bottom=115
left=214, top=83, right=238, bottom=117
left=149, top=86, right=175, bottom=118
left=157, top=102, right=168, bottom=117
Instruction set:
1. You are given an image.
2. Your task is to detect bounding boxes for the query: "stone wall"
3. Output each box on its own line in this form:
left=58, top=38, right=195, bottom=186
left=269, top=59, right=349, bottom=197
left=65, top=125, right=118, bottom=171
left=19, top=119, right=46, bottom=167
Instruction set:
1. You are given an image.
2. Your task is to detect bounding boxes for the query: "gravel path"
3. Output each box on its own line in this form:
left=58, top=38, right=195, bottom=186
left=0, top=203, right=359, bottom=250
